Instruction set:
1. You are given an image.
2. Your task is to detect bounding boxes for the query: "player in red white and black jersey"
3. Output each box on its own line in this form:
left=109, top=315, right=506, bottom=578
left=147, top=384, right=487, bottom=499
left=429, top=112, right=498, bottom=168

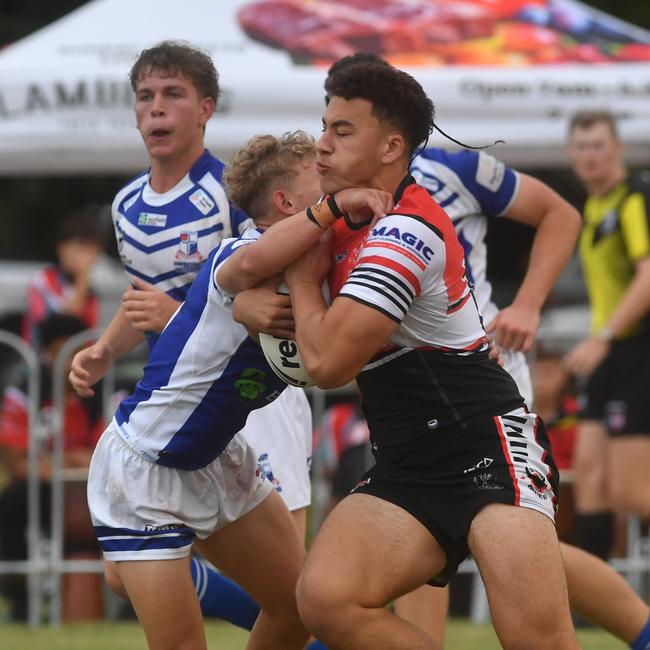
left=328, top=176, right=526, bottom=453
left=285, top=62, right=579, bottom=650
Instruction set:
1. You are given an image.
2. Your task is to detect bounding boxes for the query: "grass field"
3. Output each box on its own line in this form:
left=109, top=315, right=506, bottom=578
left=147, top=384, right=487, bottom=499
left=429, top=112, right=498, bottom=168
left=0, top=619, right=628, bottom=649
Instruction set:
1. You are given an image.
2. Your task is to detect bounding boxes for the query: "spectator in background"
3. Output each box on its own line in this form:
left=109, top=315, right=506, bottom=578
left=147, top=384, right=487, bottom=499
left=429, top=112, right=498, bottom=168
left=312, top=392, right=372, bottom=517
left=22, top=205, right=105, bottom=348
left=565, top=110, right=650, bottom=561
left=0, top=314, right=104, bottom=621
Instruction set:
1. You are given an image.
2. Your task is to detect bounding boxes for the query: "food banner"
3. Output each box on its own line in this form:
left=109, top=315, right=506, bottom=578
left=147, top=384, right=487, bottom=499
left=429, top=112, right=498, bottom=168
left=0, top=0, right=648, bottom=175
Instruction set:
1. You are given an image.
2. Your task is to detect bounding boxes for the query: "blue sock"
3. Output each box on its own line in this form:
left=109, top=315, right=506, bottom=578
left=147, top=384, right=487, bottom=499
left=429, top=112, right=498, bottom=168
left=632, top=614, right=650, bottom=650
left=190, top=557, right=260, bottom=630
left=307, top=641, right=329, bottom=649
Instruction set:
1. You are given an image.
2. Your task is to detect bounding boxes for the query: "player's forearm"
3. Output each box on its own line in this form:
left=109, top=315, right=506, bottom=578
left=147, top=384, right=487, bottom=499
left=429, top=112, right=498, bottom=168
left=290, top=281, right=350, bottom=388
left=602, top=259, right=650, bottom=338
left=220, top=212, right=323, bottom=294
left=512, top=204, right=581, bottom=311
left=97, top=306, right=145, bottom=359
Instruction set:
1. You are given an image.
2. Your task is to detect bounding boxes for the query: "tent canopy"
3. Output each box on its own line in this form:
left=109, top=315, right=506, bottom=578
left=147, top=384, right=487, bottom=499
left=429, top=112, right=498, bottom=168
left=1, top=0, right=649, bottom=175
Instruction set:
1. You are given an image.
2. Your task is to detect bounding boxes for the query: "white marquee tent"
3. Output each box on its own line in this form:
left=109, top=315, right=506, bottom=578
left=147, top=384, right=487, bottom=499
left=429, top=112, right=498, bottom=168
left=1, top=0, right=649, bottom=175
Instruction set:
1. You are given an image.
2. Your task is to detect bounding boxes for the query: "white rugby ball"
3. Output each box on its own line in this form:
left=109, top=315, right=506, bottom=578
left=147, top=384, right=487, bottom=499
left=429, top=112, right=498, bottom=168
left=259, top=283, right=316, bottom=388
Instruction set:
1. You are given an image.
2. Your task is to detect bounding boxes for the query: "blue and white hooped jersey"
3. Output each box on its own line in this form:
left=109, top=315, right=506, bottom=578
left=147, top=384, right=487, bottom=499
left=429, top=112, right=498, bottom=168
left=112, top=228, right=287, bottom=471
left=410, top=149, right=519, bottom=324
left=112, top=149, right=251, bottom=347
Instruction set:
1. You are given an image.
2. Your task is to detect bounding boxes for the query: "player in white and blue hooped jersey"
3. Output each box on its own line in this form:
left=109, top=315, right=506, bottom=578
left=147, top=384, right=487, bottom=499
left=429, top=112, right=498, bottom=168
left=112, top=150, right=251, bottom=351
left=110, top=233, right=287, bottom=470
left=411, top=149, right=518, bottom=328
left=70, top=42, right=318, bottom=648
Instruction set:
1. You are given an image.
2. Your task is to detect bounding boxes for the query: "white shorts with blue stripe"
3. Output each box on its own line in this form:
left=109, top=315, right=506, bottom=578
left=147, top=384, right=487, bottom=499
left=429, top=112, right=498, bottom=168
left=87, top=424, right=272, bottom=561
left=242, top=386, right=312, bottom=512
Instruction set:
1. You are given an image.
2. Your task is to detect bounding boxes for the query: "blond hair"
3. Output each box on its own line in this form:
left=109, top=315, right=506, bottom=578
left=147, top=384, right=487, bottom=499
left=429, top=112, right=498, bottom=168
left=224, top=131, right=316, bottom=219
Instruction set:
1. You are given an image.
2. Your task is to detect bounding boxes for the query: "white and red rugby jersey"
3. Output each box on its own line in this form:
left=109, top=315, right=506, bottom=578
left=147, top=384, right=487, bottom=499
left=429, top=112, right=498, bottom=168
left=329, top=176, right=487, bottom=359
left=328, top=176, right=523, bottom=443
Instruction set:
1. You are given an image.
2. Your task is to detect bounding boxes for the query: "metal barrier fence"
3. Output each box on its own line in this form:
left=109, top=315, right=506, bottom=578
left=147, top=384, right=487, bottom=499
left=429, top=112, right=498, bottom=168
left=0, top=329, right=108, bottom=627
left=0, top=330, right=42, bottom=628
left=0, top=327, right=649, bottom=627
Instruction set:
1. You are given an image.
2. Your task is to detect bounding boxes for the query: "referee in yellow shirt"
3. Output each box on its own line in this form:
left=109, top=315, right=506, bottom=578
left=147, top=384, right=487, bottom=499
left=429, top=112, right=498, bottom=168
left=565, top=110, right=650, bottom=560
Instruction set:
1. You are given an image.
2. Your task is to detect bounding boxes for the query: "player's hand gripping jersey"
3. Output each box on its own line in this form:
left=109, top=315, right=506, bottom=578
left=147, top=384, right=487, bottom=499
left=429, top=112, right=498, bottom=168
left=112, top=228, right=287, bottom=471
left=329, top=176, right=523, bottom=454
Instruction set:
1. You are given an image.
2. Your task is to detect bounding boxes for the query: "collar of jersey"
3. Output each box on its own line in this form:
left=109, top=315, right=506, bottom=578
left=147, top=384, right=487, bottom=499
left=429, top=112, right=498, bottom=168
left=342, top=174, right=415, bottom=230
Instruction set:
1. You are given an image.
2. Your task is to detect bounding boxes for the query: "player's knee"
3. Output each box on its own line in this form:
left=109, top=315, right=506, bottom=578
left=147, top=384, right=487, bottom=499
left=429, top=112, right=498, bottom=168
left=296, top=569, right=352, bottom=641
left=103, top=562, right=128, bottom=598
left=497, top=608, right=578, bottom=650
left=573, top=451, right=604, bottom=484
left=609, top=482, right=650, bottom=519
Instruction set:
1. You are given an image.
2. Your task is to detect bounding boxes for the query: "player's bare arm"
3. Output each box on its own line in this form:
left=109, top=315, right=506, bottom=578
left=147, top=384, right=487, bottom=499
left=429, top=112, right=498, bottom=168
left=487, top=173, right=581, bottom=351
left=565, top=256, right=650, bottom=375
left=122, top=277, right=182, bottom=333
left=285, top=238, right=397, bottom=388
left=216, top=188, right=392, bottom=295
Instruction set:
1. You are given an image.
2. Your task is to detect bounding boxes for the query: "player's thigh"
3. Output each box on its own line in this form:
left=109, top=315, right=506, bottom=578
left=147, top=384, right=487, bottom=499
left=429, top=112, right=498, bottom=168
left=299, top=493, right=447, bottom=609
left=116, top=556, right=205, bottom=650
left=103, top=559, right=128, bottom=597
left=573, top=419, right=609, bottom=507
left=468, top=503, right=573, bottom=639
left=194, top=489, right=304, bottom=613
left=609, top=436, right=650, bottom=501
left=291, top=506, right=307, bottom=542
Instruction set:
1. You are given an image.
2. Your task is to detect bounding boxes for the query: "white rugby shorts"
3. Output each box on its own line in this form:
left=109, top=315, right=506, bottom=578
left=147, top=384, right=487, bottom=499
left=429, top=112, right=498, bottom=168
left=87, top=425, right=272, bottom=561
left=242, top=386, right=312, bottom=511
left=501, top=348, right=533, bottom=408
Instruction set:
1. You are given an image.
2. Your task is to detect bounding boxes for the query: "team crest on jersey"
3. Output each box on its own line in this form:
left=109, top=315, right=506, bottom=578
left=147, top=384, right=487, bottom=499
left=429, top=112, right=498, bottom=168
left=138, top=212, right=167, bottom=227
left=189, top=189, right=215, bottom=215
left=234, top=368, right=268, bottom=401
left=174, top=231, right=204, bottom=272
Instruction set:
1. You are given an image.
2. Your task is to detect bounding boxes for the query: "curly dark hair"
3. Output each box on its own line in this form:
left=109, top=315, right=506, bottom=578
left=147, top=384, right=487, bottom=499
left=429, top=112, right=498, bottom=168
left=326, top=52, right=388, bottom=79
left=130, top=40, right=219, bottom=104
left=324, top=61, right=434, bottom=156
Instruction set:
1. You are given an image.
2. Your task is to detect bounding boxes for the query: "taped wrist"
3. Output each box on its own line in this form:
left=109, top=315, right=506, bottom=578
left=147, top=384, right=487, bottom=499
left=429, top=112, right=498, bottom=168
left=305, top=194, right=344, bottom=230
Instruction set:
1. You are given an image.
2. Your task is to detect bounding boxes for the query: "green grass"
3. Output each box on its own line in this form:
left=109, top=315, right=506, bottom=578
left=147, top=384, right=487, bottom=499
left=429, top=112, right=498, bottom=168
left=0, top=619, right=627, bottom=649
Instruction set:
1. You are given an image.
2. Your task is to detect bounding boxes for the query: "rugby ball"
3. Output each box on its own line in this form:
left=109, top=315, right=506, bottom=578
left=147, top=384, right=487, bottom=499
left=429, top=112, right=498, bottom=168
left=259, top=283, right=316, bottom=388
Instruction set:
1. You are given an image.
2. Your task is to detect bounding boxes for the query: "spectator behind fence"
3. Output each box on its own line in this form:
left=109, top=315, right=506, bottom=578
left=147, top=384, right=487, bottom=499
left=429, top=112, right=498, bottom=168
left=0, top=314, right=104, bottom=621
left=565, top=110, right=650, bottom=561
left=22, top=205, right=107, bottom=349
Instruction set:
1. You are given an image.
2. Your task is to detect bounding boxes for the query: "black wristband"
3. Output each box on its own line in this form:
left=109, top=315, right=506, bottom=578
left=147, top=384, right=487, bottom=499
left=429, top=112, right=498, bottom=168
left=326, top=194, right=345, bottom=219
left=306, top=206, right=323, bottom=229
